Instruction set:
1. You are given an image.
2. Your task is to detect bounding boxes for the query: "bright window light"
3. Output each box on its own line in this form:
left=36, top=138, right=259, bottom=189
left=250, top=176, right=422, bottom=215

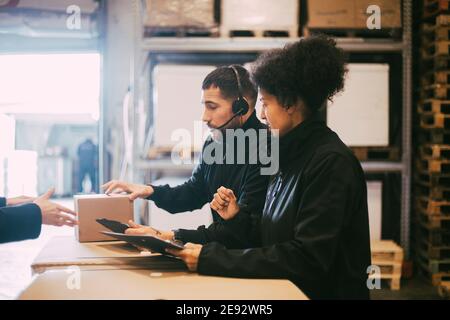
left=0, top=53, right=100, bottom=120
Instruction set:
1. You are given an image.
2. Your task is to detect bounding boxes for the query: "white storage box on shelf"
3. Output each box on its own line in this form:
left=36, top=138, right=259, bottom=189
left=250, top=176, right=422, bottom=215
left=220, top=0, right=299, bottom=37
left=152, top=64, right=213, bottom=154
left=4, top=150, right=38, bottom=197
left=327, top=63, right=390, bottom=147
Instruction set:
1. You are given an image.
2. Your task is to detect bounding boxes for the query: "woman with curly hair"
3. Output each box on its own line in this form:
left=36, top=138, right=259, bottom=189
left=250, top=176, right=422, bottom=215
left=168, top=35, right=372, bottom=300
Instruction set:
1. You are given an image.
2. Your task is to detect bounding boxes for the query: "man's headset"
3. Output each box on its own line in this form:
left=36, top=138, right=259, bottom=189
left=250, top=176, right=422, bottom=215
left=216, top=65, right=250, bottom=130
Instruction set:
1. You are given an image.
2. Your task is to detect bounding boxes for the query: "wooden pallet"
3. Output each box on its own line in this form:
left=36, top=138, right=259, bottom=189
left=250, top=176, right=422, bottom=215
left=418, top=237, right=450, bottom=259
left=416, top=222, right=450, bottom=246
left=422, top=24, right=450, bottom=42
left=222, top=28, right=297, bottom=38
left=417, top=196, right=450, bottom=215
left=415, top=171, right=450, bottom=187
left=304, top=27, right=401, bottom=39
left=370, top=240, right=403, bottom=290
left=436, top=14, right=450, bottom=26
left=147, top=145, right=200, bottom=160
left=438, top=281, right=450, bottom=298
left=350, top=146, right=399, bottom=161
left=418, top=130, right=450, bottom=144
left=424, top=0, right=450, bottom=19
left=417, top=210, right=450, bottom=229
left=422, top=84, right=450, bottom=99
left=421, top=72, right=450, bottom=86
left=419, top=144, right=450, bottom=159
left=418, top=249, right=450, bottom=274
left=144, top=26, right=219, bottom=37
left=416, top=158, right=450, bottom=174
left=415, top=180, right=450, bottom=199
left=417, top=264, right=450, bottom=286
left=420, top=112, right=450, bottom=130
left=422, top=40, right=450, bottom=58
left=421, top=55, right=450, bottom=71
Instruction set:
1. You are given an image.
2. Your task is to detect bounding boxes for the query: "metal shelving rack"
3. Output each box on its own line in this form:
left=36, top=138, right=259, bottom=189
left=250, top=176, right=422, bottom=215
left=131, top=0, right=413, bottom=258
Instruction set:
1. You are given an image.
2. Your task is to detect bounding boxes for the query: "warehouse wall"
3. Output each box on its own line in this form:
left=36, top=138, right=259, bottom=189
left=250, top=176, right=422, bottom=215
left=101, top=0, right=134, bottom=184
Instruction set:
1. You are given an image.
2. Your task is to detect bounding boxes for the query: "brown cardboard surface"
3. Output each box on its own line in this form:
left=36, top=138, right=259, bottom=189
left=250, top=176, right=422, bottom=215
left=307, top=0, right=355, bottom=28
left=74, top=194, right=133, bottom=242
left=31, top=236, right=186, bottom=274
left=307, top=0, right=401, bottom=29
left=19, top=268, right=308, bottom=300
left=355, top=0, right=401, bottom=28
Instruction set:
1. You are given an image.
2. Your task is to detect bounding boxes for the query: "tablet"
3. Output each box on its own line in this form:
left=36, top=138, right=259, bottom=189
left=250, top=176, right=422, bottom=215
left=101, top=231, right=185, bottom=255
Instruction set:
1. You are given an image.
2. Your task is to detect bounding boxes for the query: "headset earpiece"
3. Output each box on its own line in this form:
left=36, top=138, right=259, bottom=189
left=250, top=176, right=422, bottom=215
left=232, top=97, right=249, bottom=115
left=230, top=65, right=249, bottom=116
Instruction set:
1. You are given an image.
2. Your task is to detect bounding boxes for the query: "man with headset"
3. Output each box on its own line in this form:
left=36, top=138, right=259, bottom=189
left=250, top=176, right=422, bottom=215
left=102, top=65, right=270, bottom=249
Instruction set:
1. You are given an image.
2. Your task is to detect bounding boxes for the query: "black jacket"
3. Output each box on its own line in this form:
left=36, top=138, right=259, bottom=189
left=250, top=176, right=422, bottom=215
left=0, top=197, right=42, bottom=244
left=198, top=118, right=372, bottom=300
left=148, top=111, right=270, bottom=249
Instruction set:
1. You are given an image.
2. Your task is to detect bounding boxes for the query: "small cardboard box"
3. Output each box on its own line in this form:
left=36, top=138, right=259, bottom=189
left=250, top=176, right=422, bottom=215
left=307, top=0, right=355, bottom=29
left=307, top=0, right=401, bottom=29
left=354, top=0, right=401, bottom=29
left=74, top=194, right=134, bottom=242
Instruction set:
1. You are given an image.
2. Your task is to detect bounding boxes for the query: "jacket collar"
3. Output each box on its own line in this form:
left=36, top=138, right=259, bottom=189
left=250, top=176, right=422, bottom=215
left=278, top=114, right=326, bottom=169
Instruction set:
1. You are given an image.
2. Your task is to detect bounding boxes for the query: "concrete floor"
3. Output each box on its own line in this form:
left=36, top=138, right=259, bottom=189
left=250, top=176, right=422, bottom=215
left=370, top=277, right=444, bottom=300
left=0, top=198, right=446, bottom=300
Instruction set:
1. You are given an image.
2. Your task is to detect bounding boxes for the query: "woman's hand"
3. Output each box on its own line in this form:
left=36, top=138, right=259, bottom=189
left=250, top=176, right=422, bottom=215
left=166, top=243, right=203, bottom=272
left=101, top=180, right=154, bottom=201
left=125, top=220, right=174, bottom=240
left=210, top=186, right=239, bottom=220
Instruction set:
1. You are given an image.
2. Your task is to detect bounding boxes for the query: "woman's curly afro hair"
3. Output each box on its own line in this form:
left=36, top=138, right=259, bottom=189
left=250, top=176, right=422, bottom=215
left=251, top=35, right=348, bottom=114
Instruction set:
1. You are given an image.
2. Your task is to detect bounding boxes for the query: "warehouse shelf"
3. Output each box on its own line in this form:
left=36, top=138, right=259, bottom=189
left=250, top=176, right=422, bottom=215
left=136, top=159, right=404, bottom=174
left=141, top=37, right=404, bottom=53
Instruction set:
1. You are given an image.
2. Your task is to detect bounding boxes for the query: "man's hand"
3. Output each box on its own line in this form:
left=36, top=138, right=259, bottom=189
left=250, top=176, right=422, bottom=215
left=33, top=188, right=78, bottom=227
left=101, top=180, right=154, bottom=201
left=210, top=186, right=239, bottom=220
left=166, top=243, right=203, bottom=272
left=6, top=195, right=36, bottom=206
left=125, top=220, right=174, bottom=240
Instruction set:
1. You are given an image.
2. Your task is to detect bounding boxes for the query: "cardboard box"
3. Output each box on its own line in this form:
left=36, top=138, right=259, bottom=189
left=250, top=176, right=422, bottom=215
left=355, top=0, right=401, bottom=29
left=307, top=0, right=355, bottom=29
left=144, top=0, right=216, bottom=28
left=327, top=63, right=389, bottom=147
left=74, top=194, right=134, bottom=242
left=221, top=0, right=299, bottom=33
left=308, top=0, right=401, bottom=29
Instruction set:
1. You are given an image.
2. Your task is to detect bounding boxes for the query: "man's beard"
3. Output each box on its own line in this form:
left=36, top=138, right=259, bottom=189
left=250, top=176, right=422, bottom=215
left=208, top=116, right=241, bottom=142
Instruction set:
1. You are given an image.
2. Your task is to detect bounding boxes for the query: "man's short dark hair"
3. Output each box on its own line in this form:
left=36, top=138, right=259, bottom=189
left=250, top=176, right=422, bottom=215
left=251, top=35, right=348, bottom=114
left=202, top=65, right=258, bottom=105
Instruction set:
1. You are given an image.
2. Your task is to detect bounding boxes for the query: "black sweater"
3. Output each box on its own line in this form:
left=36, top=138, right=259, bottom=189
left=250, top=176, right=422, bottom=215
left=147, top=111, right=270, bottom=249
left=0, top=197, right=42, bottom=244
left=198, top=118, right=372, bottom=300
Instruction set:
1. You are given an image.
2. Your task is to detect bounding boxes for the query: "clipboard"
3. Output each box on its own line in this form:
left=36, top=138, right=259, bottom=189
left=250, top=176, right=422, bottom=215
left=101, top=231, right=185, bottom=255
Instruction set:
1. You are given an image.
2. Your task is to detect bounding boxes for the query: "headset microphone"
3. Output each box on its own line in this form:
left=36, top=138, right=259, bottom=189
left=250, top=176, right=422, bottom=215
left=214, top=65, right=250, bottom=130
